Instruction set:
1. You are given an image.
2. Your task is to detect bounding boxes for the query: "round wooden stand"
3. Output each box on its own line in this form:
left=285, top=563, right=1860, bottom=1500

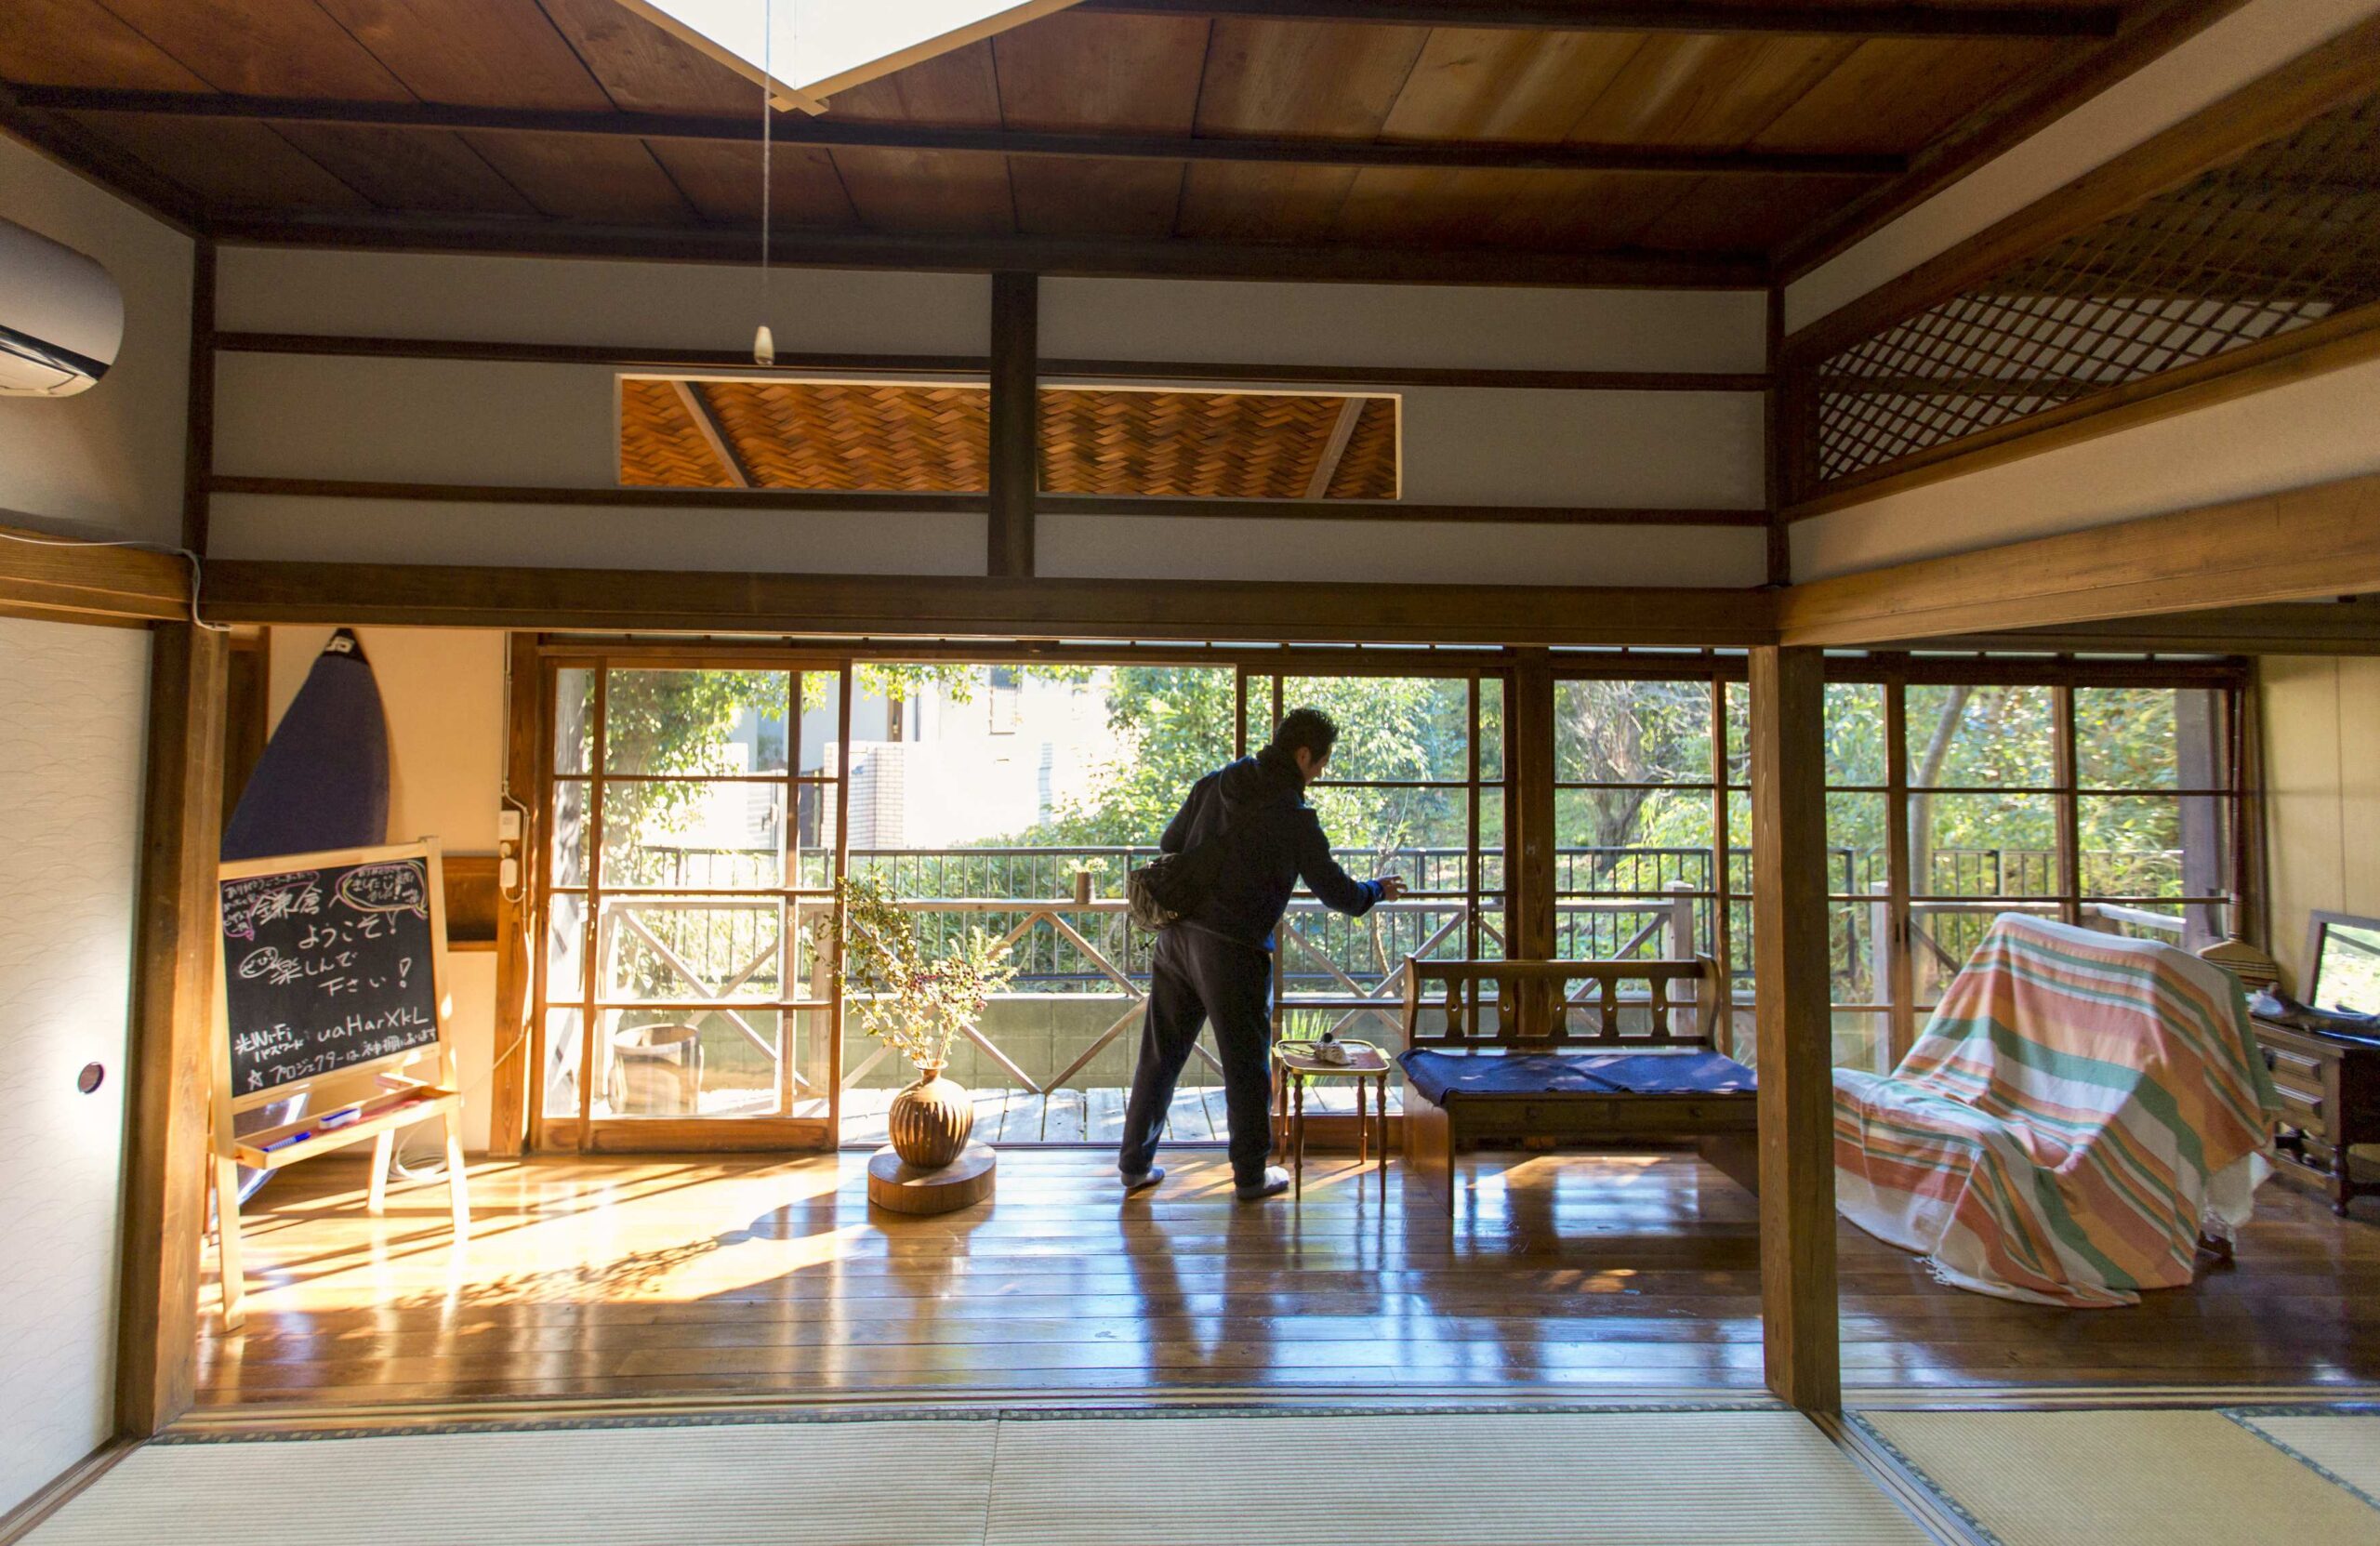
left=866, top=1141, right=996, bottom=1216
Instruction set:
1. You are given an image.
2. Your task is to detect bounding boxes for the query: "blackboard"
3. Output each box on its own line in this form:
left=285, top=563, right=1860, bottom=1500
left=218, top=853, right=442, bottom=1098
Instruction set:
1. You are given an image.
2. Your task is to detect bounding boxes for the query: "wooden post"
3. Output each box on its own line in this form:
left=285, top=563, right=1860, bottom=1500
left=1748, top=644, right=1841, bottom=1413
left=1510, top=650, right=1556, bottom=1031
left=181, top=238, right=215, bottom=556
left=486, top=631, right=540, bottom=1157
left=987, top=271, right=1038, bottom=578
left=117, top=620, right=228, bottom=1435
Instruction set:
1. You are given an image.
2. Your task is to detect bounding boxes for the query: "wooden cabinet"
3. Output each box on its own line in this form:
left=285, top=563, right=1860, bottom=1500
left=2252, top=1017, right=2380, bottom=1216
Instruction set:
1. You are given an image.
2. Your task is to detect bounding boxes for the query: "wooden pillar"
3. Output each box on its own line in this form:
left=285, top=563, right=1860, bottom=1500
left=117, top=620, right=228, bottom=1435
left=181, top=238, right=215, bottom=556
left=1748, top=644, right=1841, bottom=1413
left=486, top=631, right=540, bottom=1157
left=1510, top=650, right=1556, bottom=1027
left=987, top=271, right=1038, bottom=578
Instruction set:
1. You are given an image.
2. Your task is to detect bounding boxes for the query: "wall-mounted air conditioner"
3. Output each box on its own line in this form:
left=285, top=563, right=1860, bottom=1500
left=0, top=218, right=124, bottom=397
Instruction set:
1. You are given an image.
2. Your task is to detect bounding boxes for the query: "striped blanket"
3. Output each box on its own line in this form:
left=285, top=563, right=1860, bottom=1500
left=1833, top=915, right=2277, bottom=1308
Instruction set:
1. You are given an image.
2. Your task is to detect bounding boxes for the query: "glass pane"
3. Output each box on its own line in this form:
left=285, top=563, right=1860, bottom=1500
left=1826, top=682, right=1886, bottom=787
left=2076, top=686, right=2228, bottom=789
left=2079, top=793, right=2228, bottom=900
left=594, top=1008, right=780, bottom=1118
left=1557, top=786, right=1715, bottom=895
left=1905, top=682, right=2056, bottom=787
left=797, top=783, right=837, bottom=888
left=1912, top=792, right=2059, bottom=896
left=604, top=667, right=789, bottom=775
left=795, top=669, right=843, bottom=777
left=1243, top=674, right=1276, bottom=755
left=1555, top=679, right=1713, bottom=785
left=1828, top=791, right=1889, bottom=900
left=1286, top=675, right=1471, bottom=782
left=1557, top=893, right=1706, bottom=960
left=550, top=780, right=591, bottom=886
left=1725, top=681, right=1749, bottom=786
left=556, top=667, right=594, bottom=775
left=1478, top=676, right=1504, bottom=782
left=2080, top=899, right=2224, bottom=953
left=545, top=892, right=586, bottom=1000
left=1831, top=899, right=1888, bottom=1005
left=1726, top=789, right=1752, bottom=892
left=541, top=1009, right=584, bottom=1117
left=601, top=780, right=785, bottom=889
left=600, top=900, right=784, bottom=1004
left=1832, top=1011, right=1893, bottom=1075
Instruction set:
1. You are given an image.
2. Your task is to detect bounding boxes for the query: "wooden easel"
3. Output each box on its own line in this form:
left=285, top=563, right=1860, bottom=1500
left=209, top=839, right=471, bottom=1329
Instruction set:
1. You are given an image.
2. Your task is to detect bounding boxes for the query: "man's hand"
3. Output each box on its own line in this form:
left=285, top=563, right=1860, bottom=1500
left=1375, top=876, right=1408, bottom=902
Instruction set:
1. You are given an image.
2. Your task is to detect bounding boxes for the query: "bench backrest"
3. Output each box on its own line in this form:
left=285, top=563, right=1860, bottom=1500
left=1399, top=957, right=1722, bottom=1050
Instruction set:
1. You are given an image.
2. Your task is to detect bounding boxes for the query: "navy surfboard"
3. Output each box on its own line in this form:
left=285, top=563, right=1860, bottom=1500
left=221, top=628, right=393, bottom=1199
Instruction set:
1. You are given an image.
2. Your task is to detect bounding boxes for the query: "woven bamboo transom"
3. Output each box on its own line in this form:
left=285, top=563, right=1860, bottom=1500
left=1805, top=89, right=2380, bottom=486
left=620, top=377, right=1400, bottom=498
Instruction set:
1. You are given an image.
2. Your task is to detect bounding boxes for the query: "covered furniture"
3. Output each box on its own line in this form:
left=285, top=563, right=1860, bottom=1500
left=1396, top=957, right=1755, bottom=1215
left=1833, top=914, right=2279, bottom=1308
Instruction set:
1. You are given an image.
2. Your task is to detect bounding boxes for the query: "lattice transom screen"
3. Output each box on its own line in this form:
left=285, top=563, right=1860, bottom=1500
left=1808, top=89, right=2380, bottom=485
left=619, top=377, right=1400, bottom=499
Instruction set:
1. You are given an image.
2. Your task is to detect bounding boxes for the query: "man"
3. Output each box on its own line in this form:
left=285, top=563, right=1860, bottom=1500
left=1118, top=707, right=1408, bottom=1201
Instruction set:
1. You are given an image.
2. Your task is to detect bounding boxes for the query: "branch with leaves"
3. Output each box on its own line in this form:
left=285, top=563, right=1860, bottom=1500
left=827, top=873, right=1019, bottom=1077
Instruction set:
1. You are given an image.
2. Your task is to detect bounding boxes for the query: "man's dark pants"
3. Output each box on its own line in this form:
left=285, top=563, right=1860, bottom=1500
left=1118, top=924, right=1274, bottom=1187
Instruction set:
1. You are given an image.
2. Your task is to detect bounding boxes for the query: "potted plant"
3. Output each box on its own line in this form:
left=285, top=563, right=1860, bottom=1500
left=831, top=873, right=1019, bottom=1169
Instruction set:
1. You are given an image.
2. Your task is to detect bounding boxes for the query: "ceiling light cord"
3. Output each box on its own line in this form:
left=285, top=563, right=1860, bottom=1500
left=754, top=0, right=776, bottom=368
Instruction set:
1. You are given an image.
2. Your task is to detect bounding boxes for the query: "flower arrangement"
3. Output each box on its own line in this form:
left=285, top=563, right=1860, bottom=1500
left=831, top=873, right=1019, bottom=1077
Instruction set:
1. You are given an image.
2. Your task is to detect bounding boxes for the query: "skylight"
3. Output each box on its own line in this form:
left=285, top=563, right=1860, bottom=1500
left=617, top=0, right=1084, bottom=113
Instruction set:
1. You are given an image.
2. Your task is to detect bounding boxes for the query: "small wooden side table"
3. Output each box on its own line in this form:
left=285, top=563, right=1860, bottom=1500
left=1272, top=1039, right=1393, bottom=1199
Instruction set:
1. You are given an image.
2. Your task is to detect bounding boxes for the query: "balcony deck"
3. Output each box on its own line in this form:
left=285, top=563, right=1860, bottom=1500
left=192, top=1147, right=2380, bottom=1415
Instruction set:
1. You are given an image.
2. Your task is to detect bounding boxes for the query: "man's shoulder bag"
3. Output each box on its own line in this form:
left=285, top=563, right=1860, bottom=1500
left=1126, top=797, right=1234, bottom=933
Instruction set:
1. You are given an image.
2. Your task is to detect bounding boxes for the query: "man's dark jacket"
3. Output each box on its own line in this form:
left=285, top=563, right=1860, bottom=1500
left=1160, top=747, right=1383, bottom=953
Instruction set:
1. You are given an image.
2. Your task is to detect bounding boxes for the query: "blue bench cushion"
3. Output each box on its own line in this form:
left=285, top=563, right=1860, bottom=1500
left=1398, top=1048, right=1755, bottom=1106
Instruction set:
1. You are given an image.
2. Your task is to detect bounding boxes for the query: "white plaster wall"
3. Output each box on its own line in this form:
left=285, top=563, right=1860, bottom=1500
left=0, top=136, right=192, bottom=545
left=0, top=618, right=150, bottom=1515
left=1042, top=279, right=1766, bottom=374
left=1791, top=354, right=2380, bottom=581
left=1787, top=0, right=2380, bottom=332
left=267, top=628, right=506, bottom=1153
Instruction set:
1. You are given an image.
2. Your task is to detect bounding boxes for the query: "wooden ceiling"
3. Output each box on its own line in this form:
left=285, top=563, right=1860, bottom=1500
left=0, top=0, right=2240, bottom=283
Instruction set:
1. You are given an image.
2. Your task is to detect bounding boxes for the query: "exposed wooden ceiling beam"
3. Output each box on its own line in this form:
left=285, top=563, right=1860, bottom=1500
left=196, top=562, right=1776, bottom=648
left=0, top=83, right=203, bottom=234
left=205, top=212, right=1767, bottom=288
left=13, top=88, right=1902, bottom=178
left=1302, top=399, right=1367, bottom=500
left=1076, top=0, right=2121, bottom=37
left=1920, top=597, right=2380, bottom=655
left=1776, top=469, right=2380, bottom=645
left=212, top=331, right=1770, bottom=391
left=0, top=522, right=190, bottom=625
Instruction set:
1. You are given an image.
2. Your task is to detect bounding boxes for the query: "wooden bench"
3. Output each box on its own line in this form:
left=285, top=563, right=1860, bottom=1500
left=1396, top=957, right=1759, bottom=1215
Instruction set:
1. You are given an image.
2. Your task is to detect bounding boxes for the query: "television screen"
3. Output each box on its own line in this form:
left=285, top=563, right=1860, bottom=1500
left=2312, top=918, right=2380, bottom=1018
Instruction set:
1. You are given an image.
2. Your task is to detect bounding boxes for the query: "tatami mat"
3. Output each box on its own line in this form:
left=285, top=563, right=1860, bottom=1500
left=1860, top=1409, right=2380, bottom=1546
left=981, top=1411, right=1928, bottom=1545
left=22, top=1420, right=999, bottom=1546
left=20, top=1410, right=1929, bottom=1546
left=2228, top=1409, right=2380, bottom=1510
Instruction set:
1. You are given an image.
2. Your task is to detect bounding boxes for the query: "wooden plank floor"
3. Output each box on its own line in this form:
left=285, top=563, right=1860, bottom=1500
left=840, top=1084, right=1390, bottom=1148
left=193, top=1149, right=2380, bottom=1412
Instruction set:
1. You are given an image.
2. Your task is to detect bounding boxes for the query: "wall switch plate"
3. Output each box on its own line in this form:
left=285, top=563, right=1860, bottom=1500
left=499, top=809, right=522, bottom=841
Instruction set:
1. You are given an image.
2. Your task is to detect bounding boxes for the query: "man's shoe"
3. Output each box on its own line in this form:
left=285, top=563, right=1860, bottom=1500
left=1235, top=1166, right=1290, bottom=1202
left=1121, top=1167, right=1165, bottom=1194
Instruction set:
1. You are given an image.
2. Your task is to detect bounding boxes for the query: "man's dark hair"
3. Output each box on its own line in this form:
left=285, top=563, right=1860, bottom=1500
left=1270, top=707, right=1339, bottom=763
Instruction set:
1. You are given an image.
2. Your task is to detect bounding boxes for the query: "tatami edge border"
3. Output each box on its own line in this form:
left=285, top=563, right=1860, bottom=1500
left=160, top=1391, right=1792, bottom=1445
left=2219, top=1405, right=2380, bottom=1514
left=1845, top=1412, right=2007, bottom=1546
